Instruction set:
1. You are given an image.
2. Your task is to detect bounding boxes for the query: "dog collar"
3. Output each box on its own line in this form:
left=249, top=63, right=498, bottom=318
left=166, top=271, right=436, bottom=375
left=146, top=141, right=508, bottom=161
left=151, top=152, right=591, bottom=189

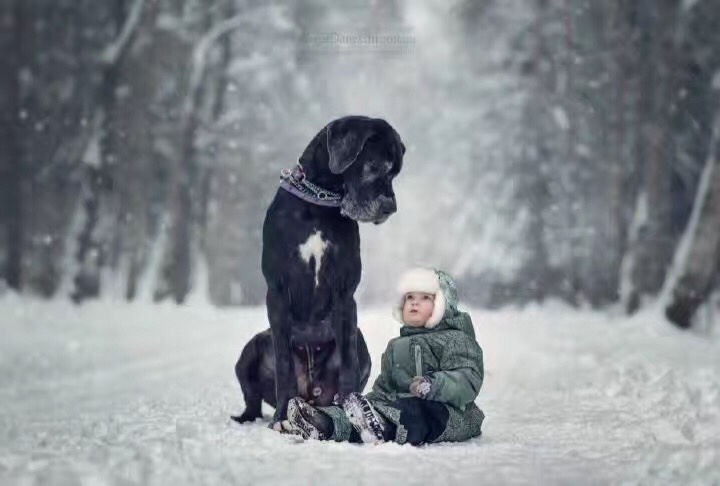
left=279, top=164, right=342, bottom=208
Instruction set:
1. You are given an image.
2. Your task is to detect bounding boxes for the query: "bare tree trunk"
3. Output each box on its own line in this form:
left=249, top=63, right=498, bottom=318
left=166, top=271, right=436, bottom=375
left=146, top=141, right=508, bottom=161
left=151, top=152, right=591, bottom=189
left=561, top=0, right=583, bottom=304
left=520, top=0, right=552, bottom=302
left=623, top=0, right=681, bottom=312
left=158, top=57, right=204, bottom=304
left=665, top=110, right=720, bottom=328
left=0, top=0, right=26, bottom=290
left=113, top=1, right=159, bottom=300
left=159, top=10, right=246, bottom=303
left=603, top=0, right=629, bottom=302
left=72, top=0, right=152, bottom=302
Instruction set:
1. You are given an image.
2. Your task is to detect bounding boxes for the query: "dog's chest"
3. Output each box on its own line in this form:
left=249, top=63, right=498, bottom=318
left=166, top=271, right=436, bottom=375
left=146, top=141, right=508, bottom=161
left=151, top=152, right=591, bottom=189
left=297, top=231, right=328, bottom=286
left=295, top=227, right=357, bottom=287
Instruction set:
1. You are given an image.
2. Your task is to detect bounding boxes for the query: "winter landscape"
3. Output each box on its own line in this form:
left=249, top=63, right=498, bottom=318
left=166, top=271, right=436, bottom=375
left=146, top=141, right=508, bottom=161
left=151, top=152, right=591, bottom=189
left=2, top=0, right=720, bottom=484
left=1, top=297, right=719, bottom=485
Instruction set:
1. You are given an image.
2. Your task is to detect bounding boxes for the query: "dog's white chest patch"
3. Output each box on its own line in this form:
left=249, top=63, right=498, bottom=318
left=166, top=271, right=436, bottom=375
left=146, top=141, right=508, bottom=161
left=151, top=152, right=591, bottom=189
left=298, top=231, right=329, bottom=288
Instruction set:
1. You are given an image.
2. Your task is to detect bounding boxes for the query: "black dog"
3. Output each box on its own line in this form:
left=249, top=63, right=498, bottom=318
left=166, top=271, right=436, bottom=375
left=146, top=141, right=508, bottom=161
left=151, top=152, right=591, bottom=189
left=260, top=115, right=405, bottom=428
left=230, top=326, right=371, bottom=423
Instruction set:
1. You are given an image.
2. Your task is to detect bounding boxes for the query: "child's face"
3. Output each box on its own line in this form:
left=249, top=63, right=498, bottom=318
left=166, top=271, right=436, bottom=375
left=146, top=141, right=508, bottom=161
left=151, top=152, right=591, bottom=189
left=402, top=292, right=435, bottom=327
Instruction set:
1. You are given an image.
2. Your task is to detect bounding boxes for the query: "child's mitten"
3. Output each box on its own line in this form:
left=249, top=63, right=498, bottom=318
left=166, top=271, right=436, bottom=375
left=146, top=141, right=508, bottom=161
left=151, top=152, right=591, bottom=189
left=409, top=376, right=432, bottom=398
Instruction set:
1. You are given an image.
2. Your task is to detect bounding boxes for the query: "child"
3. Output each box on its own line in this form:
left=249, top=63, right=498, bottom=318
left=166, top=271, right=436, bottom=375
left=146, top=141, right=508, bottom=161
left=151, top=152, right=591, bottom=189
left=287, top=268, right=485, bottom=446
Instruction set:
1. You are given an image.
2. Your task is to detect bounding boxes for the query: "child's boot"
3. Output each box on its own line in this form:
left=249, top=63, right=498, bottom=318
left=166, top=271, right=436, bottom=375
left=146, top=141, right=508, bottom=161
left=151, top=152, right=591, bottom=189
left=287, top=397, right=334, bottom=440
left=342, top=393, right=388, bottom=444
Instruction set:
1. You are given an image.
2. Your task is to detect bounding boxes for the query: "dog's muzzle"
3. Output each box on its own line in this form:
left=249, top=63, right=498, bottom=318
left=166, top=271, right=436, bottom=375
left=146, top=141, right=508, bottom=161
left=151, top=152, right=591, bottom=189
left=373, top=196, right=396, bottom=224
left=378, top=196, right=397, bottom=216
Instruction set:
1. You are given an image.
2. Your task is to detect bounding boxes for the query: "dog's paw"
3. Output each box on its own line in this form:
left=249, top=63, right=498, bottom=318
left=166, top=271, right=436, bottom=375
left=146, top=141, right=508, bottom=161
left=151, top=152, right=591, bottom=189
left=268, top=420, right=296, bottom=434
left=332, top=393, right=347, bottom=406
left=230, top=412, right=260, bottom=424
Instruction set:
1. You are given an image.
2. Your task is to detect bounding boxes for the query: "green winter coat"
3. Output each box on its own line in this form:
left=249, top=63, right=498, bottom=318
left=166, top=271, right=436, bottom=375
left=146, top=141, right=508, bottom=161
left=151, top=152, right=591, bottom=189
left=367, top=311, right=484, bottom=410
left=366, top=316, right=485, bottom=443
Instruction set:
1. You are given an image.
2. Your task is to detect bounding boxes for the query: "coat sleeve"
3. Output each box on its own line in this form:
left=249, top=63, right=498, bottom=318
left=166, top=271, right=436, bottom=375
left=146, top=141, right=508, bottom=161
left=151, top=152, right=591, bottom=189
left=425, top=334, right=484, bottom=409
left=367, top=345, right=394, bottom=400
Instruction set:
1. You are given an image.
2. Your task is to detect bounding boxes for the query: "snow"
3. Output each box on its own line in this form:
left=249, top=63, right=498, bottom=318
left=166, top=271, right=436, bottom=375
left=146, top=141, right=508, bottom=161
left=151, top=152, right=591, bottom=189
left=135, top=215, right=169, bottom=304
left=56, top=202, right=87, bottom=299
left=81, top=134, right=101, bottom=168
left=682, top=0, right=701, bottom=13
left=100, top=0, right=145, bottom=65
left=619, top=191, right=648, bottom=307
left=552, top=107, right=570, bottom=131
left=1, top=296, right=719, bottom=485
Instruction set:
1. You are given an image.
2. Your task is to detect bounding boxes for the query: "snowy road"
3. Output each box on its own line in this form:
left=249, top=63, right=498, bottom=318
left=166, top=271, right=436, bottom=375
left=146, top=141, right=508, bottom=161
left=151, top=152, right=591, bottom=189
left=1, top=296, right=719, bottom=485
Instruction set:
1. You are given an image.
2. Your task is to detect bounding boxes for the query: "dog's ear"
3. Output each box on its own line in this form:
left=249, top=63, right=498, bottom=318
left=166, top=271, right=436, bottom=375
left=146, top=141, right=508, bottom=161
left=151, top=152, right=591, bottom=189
left=326, top=117, right=377, bottom=174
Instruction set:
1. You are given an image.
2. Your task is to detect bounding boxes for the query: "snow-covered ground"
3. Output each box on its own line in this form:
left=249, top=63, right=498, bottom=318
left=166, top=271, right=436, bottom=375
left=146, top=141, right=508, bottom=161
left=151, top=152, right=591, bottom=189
left=1, top=295, right=719, bottom=485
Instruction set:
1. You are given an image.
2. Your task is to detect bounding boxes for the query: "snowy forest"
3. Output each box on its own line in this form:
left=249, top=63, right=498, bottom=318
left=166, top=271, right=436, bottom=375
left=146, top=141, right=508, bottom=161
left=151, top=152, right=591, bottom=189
left=1, top=0, right=719, bottom=329
left=3, top=2, right=720, bottom=485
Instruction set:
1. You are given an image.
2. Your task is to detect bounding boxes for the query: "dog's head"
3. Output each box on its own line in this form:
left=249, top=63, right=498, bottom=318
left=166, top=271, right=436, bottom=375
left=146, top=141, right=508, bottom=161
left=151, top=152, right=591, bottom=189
left=290, top=320, right=336, bottom=366
left=319, top=116, right=405, bottom=224
left=327, top=116, right=405, bottom=224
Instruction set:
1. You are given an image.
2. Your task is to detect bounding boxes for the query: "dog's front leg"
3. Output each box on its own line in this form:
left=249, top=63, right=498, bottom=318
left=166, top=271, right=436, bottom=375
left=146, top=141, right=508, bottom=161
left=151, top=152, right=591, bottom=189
left=267, top=289, right=296, bottom=428
left=335, top=296, right=360, bottom=400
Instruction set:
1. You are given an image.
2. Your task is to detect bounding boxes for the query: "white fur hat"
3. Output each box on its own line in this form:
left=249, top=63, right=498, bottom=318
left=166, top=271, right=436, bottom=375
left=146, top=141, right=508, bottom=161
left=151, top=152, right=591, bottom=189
left=392, top=267, right=446, bottom=328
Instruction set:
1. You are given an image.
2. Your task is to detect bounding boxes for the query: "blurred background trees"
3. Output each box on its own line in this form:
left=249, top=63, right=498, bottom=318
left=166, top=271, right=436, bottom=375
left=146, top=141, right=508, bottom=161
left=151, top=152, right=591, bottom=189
left=0, top=0, right=718, bottom=329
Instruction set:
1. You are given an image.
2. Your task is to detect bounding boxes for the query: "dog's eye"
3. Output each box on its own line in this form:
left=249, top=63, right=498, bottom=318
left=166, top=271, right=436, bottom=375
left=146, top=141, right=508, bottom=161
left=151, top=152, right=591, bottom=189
left=364, top=164, right=379, bottom=178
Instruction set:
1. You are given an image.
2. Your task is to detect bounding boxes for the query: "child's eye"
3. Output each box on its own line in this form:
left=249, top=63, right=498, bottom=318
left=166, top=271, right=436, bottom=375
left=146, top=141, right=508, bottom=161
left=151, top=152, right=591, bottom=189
left=422, top=295, right=431, bottom=300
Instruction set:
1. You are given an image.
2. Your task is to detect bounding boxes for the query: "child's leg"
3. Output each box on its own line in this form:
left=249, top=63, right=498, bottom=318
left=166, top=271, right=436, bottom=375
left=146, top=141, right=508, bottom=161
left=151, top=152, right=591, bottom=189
left=343, top=393, right=397, bottom=443
left=314, top=402, right=362, bottom=443
left=380, top=416, right=397, bottom=441
left=395, top=397, right=449, bottom=446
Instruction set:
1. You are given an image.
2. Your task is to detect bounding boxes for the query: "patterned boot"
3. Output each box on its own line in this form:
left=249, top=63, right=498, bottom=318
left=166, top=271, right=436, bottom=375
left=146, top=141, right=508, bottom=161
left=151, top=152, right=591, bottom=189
left=287, top=397, right=334, bottom=440
left=342, top=393, right=386, bottom=444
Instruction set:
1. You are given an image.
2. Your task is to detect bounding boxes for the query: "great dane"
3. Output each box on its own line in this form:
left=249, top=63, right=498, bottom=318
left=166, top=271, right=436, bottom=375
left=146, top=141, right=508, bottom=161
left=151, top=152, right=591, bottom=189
left=258, top=115, right=405, bottom=429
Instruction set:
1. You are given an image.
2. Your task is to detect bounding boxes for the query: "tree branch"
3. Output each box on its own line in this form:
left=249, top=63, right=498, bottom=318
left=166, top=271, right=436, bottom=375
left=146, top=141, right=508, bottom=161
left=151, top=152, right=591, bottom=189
left=100, top=0, right=146, bottom=65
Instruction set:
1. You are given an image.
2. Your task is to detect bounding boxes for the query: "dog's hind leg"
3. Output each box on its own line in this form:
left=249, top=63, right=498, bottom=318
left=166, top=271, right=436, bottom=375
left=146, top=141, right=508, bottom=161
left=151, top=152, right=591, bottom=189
left=231, top=334, right=265, bottom=424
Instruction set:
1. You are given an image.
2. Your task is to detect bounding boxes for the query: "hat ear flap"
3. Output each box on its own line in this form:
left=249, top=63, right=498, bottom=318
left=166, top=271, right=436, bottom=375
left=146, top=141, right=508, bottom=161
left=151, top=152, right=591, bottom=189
left=392, top=297, right=405, bottom=324
left=425, top=291, right=445, bottom=328
left=326, top=117, right=376, bottom=174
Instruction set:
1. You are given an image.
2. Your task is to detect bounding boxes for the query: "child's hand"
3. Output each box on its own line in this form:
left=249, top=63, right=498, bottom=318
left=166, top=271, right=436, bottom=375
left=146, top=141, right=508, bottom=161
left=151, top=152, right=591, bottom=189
left=409, top=376, right=431, bottom=398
